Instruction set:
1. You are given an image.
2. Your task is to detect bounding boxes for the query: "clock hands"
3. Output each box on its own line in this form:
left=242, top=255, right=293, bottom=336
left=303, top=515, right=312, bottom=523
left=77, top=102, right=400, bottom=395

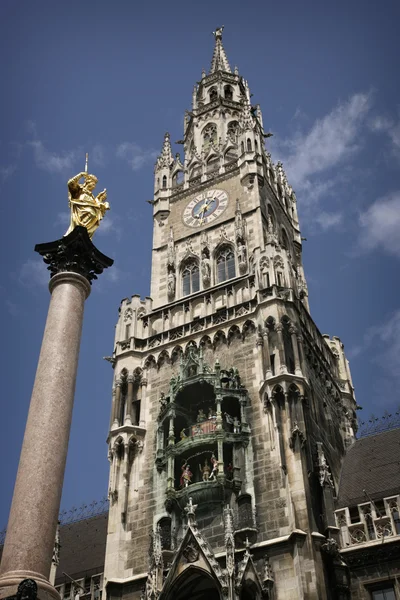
left=196, top=198, right=214, bottom=224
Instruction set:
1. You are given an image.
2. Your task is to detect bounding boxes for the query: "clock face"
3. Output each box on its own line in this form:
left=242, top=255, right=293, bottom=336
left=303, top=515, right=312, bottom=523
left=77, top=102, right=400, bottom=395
left=183, top=189, right=229, bottom=228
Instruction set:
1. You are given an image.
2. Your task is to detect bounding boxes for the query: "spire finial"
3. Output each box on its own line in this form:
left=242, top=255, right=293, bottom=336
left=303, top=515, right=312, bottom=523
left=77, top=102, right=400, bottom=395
left=210, top=26, right=231, bottom=74
left=84, top=152, right=89, bottom=174
left=212, top=25, right=224, bottom=40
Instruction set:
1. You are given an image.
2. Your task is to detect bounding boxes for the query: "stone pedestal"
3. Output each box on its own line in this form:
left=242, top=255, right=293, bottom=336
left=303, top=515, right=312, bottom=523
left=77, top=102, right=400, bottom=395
left=0, top=227, right=113, bottom=600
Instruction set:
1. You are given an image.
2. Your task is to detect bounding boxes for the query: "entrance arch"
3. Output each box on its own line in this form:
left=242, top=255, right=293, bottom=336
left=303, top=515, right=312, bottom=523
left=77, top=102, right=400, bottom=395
left=165, top=567, right=221, bottom=600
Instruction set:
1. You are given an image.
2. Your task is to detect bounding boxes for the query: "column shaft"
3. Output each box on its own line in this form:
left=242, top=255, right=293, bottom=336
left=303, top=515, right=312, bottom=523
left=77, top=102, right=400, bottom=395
left=0, top=273, right=90, bottom=600
left=125, top=377, right=134, bottom=424
left=290, top=327, right=302, bottom=375
left=262, top=330, right=272, bottom=377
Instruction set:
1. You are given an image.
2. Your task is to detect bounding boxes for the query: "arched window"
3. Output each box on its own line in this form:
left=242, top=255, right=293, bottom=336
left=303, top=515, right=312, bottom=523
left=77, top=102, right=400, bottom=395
left=247, top=138, right=252, bottom=152
left=162, top=175, right=167, bottom=189
left=203, top=123, right=217, bottom=152
left=255, top=138, right=258, bottom=151
left=172, top=170, right=184, bottom=187
left=216, top=246, right=236, bottom=282
left=158, top=517, right=172, bottom=550
left=260, top=258, right=270, bottom=288
left=209, top=87, right=217, bottom=102
left=182, top=260, right=200, bottom=296
left=241, top=141, right=245, bottom=154
left=281, top=229, right=289, bottom=249
left=267, top=204, right=275, bottom=227
left=224, top=85, right=233, bottom=100
left=227, top=120, right=239, bottom=142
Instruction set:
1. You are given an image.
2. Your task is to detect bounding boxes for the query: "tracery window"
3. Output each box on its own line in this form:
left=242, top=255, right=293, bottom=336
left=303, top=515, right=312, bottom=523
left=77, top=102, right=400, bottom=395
left=216, top=246, right=236, bottom=283
left=182, top=260, right=200, bottom=296
left=162, top=175, right=167, bottom=189
left=203, top=123, right=217, bottom=152
left=227, top=120, right=239, bottom=142
left=247, top=138, right=252, bottom=152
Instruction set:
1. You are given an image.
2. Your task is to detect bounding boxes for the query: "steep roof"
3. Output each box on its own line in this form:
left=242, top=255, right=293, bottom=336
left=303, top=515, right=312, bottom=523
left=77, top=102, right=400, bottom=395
left=337, top=427, right=400, bottom=508
left=55, top=512, right=108, bottom=584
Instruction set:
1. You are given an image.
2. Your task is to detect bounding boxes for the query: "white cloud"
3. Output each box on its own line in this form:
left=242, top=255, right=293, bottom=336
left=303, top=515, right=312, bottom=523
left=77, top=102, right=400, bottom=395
left=117, top=142, right=158, bottom=171
left=55, top=212, right=70, bottom=226
left=369, top=114, right=400, bottom=154
left=350, top=310, right=400, bottom=385
left=273, top=92, right=372, bottom=203
left=92, top=144, right=106, bottom=167
left=358, top=192, right=400, bottom=258
left=28, top=140, right=77, bottom=173
left=18, top=258, right=49, bottom=287
left=0, top=164, right=16, bottom=182
left=313, top=211, right=343, bottom=231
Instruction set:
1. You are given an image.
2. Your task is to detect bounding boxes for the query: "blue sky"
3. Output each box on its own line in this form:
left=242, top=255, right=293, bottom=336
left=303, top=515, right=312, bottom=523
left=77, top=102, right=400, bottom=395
left=1, top=0, right=399, bottom=528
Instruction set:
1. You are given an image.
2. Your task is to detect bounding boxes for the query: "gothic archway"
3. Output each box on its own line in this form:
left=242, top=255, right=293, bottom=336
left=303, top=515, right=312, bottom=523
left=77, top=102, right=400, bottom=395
left=165, top=568, right=221, bottom=600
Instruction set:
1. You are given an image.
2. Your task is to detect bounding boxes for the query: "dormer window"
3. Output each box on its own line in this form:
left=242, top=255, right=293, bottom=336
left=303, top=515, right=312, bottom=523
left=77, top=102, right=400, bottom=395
left=224, top=85, right=233, bottom=100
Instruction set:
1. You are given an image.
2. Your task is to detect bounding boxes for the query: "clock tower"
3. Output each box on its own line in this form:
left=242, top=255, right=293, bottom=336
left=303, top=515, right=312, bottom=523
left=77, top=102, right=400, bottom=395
left=104, top=28, right=357, bottom=599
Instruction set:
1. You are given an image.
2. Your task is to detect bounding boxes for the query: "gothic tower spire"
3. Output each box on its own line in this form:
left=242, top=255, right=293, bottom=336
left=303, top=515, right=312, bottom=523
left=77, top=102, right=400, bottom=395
left=209, top=26, right=231, bottom=74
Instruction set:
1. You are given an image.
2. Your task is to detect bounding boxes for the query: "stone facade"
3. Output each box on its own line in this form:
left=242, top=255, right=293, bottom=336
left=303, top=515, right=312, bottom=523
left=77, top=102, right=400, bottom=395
left=103, top=29, right=359, bottom=600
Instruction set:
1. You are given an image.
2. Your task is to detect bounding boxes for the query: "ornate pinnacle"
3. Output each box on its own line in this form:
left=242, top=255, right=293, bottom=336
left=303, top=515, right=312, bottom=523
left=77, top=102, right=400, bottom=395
left=156, top=132, right=173, bottom=171
left=184, top=497, right=198, bottom=526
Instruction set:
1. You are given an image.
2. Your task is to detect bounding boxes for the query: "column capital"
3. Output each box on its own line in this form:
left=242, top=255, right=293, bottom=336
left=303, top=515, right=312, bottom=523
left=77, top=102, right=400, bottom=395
left=141, top=377, right=148, bottom=387
left=289, top=325, right=297, bottom=335
left=127, top=375, right=135, bottom=384
left=35, top=225, right=113, bottom=286
left=48, top=271, right=91, bottom=299
left=275, top=323, right=283, bottom=333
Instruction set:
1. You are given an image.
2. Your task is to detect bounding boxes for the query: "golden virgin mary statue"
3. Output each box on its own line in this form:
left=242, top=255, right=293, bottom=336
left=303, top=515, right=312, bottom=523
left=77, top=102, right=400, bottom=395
left=65, top=155, right=110, bottom=239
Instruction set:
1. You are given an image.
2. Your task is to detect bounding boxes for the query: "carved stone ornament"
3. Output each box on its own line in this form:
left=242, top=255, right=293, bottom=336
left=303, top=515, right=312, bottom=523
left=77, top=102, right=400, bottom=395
left=321, top=537, right=340, bottom=560
left=182, top=542, right=200, bottom=563
left=35, top=226, right=113, bottom=284
left=124, top=307, right=133, bottom=322
left=289, top=421, right=306, bottom=450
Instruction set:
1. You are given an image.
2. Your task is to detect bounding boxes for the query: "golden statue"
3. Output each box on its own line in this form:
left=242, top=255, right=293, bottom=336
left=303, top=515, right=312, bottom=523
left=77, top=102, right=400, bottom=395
left=65, top=154, right=110, bottom=239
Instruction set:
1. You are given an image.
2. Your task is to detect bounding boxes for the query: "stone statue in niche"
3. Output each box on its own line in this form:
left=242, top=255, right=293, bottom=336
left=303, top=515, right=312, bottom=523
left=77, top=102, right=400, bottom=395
left=201, top=257, right=211, bottom=285
left=237, top=241, right=247, bottom=273
left=167, top=271, right=176, bottom=297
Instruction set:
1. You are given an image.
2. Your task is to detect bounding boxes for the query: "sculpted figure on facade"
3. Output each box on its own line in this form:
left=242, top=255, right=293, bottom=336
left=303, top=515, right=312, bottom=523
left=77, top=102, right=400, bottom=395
left=201, top=257, right=211, bottom=285
left=167, top=271, right=176, bottom=297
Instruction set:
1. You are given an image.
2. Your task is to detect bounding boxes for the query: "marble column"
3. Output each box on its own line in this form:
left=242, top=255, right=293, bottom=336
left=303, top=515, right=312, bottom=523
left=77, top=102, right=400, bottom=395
left=0, top=227, right=112, bottom=600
